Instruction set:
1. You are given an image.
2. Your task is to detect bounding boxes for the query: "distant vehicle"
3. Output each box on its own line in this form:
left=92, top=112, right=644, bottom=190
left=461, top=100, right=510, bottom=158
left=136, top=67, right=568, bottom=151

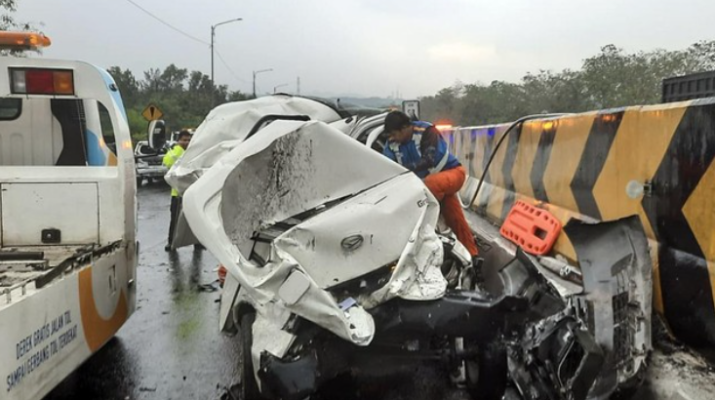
left=134, top=140, right=168, bottom=186
left=662, top=70, right=715, bottom=103
left=0, top=31, right=161, bottom=400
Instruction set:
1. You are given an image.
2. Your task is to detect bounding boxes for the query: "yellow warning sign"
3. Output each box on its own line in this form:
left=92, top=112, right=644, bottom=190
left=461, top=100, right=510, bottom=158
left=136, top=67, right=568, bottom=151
left=142, top=104, right=163, bottom=121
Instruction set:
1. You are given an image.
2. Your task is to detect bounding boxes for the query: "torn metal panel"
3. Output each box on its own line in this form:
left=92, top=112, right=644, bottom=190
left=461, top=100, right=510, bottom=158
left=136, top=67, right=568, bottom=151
left=170, top=212, right=199, bottom=248
left=361, top=208, right=447, bottom=308
left=165, top=95, right=343, bottom=196
left=524, top=253, right=584, bottom=298
left=564, top=216, right=653, bottom=398
left=219, top=273, right=240, bottom=333
left=504, top=216, right=653, bottom=400
left=252, top=314, right=297, bottom=360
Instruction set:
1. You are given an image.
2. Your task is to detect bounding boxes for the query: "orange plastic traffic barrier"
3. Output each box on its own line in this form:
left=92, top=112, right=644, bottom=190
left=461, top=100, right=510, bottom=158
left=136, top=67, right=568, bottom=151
left=500, top=201, right=562, bottom=255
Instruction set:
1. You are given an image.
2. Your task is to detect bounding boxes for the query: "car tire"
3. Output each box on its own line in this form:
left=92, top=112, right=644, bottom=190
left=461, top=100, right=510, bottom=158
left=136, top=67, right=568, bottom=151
left=238, top=312, right=263, bottom=400
left=464, top=341, right=508, bottom=400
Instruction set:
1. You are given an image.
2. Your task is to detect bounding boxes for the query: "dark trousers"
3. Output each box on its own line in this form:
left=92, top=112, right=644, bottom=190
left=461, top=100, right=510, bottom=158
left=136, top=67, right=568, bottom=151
left=168, top=196, right=182, bottom=246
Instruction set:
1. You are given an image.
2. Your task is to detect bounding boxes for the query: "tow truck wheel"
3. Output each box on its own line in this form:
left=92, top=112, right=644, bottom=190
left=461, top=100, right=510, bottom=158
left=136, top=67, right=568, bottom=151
left=464, top=342, right=508, bottom=400
left=238, top=312, right=262, bottom=400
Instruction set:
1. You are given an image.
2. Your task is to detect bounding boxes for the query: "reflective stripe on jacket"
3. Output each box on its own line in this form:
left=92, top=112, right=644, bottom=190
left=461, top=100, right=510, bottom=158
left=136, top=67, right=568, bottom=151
left=163, top=145, right=185, bottom=197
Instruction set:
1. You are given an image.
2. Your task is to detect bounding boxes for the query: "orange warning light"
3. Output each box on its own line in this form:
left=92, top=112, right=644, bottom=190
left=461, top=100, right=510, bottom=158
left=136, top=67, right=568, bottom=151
left=435, top=124, right=453, bottom=132
left=0, top=32, right=52, bottom=51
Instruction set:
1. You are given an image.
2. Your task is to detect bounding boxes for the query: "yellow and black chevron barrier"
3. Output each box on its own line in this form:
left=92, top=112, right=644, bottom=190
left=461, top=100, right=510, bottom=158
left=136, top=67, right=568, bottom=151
left=445, top=98, right=715, bottom=349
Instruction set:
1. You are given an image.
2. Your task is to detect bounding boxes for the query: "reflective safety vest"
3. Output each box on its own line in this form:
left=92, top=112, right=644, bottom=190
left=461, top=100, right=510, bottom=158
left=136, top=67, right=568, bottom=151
left=384, top=121, right=459, bottom=179
left=163, top=145, right=185, bottom=197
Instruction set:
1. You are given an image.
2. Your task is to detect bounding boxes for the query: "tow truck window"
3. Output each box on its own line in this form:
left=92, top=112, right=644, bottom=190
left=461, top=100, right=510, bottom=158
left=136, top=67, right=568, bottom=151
left=0, top=98, right=21, bottom=120
left=98, top=101, right=117, bottom=154
left=0, top=98, right=118, bottom=166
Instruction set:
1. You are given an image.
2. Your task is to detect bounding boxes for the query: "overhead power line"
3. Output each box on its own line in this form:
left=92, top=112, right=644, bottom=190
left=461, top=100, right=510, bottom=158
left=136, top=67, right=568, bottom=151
left=214, top=49, right=250, bottom=85
left=122, top=0, right=209, bottom=46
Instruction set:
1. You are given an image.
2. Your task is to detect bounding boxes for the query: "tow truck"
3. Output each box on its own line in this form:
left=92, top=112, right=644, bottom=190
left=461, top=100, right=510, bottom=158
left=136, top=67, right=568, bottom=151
left=0, top=32, right=156, bottom=400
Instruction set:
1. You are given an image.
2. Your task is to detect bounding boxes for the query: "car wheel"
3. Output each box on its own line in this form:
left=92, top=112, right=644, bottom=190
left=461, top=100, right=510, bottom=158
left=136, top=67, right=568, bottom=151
left=464, top=341, right=508, bottom=400
left=238, top=312, right=262, bottom=400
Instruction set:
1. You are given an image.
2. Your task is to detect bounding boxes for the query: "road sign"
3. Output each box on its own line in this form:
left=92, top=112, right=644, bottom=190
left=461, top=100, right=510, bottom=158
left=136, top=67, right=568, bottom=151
left=142, top=104, right=163, bottom=121
left=402, top=100, right=420, bottom=119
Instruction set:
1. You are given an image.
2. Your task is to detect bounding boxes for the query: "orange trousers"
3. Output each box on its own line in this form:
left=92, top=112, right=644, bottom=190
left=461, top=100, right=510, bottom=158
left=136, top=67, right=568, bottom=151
left=424, top=166, right=479, bottom=257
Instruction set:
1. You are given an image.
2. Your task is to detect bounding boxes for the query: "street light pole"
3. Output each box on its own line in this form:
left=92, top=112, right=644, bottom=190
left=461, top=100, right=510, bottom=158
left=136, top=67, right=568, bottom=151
left=210, top=17, right=242, bottom=84
left=252, top=68, right=273, bottom=98
left=274, top=83, right=289, bottom=94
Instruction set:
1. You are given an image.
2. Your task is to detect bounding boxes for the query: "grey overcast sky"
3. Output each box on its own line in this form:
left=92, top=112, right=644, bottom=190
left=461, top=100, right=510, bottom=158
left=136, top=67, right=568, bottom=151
left=13, top=0, right=715, bottom=98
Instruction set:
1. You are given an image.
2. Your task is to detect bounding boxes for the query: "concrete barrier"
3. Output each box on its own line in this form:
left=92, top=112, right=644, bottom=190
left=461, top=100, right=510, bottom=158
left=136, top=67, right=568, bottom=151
left=445, top=98, right=715, bottom=349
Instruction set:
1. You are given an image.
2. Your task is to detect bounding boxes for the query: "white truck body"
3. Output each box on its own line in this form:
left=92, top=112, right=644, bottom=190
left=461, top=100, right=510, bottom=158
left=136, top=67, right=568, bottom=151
left=0, top=57, right=137, bottom=400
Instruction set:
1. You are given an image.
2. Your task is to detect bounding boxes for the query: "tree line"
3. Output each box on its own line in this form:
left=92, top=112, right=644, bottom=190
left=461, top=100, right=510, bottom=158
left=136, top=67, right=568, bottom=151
left=107, top=65, right=252, bottom=142
left=419, top=41, right=715, bottom=126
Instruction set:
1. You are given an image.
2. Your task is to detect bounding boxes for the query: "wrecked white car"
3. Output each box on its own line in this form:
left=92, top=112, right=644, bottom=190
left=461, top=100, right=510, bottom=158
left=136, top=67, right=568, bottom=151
left=165, top=95, right=653, bottom=400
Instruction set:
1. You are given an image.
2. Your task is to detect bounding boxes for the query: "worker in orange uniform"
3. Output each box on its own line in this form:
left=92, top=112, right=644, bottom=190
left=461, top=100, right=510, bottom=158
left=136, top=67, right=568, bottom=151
left=383, top=111, right=485, bottom=285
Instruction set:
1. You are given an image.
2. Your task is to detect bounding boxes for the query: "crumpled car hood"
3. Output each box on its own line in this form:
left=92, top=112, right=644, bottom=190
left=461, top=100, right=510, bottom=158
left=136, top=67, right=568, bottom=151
left=180, top=116, right=446, bottom=346
left=219, top=119, right=406, bottom=258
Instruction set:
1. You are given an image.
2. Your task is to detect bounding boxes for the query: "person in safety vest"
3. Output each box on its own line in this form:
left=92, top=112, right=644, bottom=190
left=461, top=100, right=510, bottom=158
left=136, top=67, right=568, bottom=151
left=163, top=130, right=199, bottom=252
left=382, top=111, right=485, bottom=285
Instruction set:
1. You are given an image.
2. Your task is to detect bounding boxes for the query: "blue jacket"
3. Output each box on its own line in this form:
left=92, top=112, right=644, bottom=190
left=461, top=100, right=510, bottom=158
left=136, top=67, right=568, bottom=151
left=383, top=121, right=460, bottom=179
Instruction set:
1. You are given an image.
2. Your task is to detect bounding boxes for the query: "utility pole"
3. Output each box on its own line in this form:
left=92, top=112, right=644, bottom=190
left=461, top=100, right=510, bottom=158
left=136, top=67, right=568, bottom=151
left=210, top=18, right=242, bottom=83
left=253, top=69, right=273, bottom=98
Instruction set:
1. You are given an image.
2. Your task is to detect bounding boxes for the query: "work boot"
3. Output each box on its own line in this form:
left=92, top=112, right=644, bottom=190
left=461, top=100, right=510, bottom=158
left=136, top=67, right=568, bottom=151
left=194, top=243, right=205, bottom=251
left=164, top=244, right=172, bottom=252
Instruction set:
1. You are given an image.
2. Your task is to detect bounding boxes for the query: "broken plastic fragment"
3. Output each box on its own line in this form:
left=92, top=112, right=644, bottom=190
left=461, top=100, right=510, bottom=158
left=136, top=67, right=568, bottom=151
left=339, top=297, right=357, bottom=311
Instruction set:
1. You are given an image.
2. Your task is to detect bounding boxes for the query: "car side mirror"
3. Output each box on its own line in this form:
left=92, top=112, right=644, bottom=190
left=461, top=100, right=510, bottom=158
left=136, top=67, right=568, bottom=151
left=147, top=120, right=167, bottom=150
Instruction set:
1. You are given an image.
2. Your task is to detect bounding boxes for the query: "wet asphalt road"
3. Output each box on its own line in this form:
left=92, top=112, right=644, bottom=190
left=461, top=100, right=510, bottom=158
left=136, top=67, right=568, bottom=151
left=45, top=183, right=240, bottom=400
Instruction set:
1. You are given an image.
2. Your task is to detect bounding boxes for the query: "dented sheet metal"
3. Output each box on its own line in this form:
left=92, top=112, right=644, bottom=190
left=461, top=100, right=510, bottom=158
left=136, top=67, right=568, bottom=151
left=219, top=123, right=406, bottom=258
left=503, top=216, right=653, bottom=400
left=565, top=216, right=652, bottom=398
left=165, top=95, right=343, bottom=196
left=181, top=118, right=445, bottom=347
